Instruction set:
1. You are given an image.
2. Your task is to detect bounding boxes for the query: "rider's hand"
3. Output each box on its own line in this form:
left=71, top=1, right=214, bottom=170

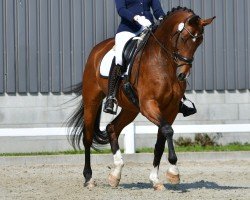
left=134, top=15, right=152, bottom=28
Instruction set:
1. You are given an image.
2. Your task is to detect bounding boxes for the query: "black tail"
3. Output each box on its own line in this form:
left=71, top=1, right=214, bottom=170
left=66, top=83, right=84, bottom=150
left=92, top=104, right=109, bottom=150
left=67, top=84, right=109, bottom=150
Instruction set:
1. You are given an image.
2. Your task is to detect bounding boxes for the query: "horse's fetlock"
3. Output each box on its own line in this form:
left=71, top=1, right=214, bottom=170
left=83, top=169, right=92, bottom=181
left=114, top=159, right=124, bottom=168
left=168, top=154, right=177, bottom=165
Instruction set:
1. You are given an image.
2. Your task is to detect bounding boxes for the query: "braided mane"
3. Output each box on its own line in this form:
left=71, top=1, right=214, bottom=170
left=165, top=6, right=195, bottom=18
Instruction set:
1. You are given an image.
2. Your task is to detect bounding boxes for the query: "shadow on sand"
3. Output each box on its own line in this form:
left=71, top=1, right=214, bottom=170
left=120, top=180, right=249, bottom=192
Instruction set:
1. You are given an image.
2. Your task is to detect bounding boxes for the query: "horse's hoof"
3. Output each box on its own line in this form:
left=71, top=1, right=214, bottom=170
left=153, top=183, right=165, bottom=191
left=108, top=173, right=120, bottom=187
left=84, top=179, right=97, bottom=189
left=166, top=171, right=180, bottom=185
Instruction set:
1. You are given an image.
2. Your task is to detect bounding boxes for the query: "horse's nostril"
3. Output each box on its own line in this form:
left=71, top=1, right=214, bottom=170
left=178, top=73, right=186, bottom=81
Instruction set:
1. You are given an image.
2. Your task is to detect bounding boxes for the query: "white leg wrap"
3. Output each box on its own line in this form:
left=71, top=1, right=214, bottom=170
left=149, top=167, right=160, bottom=184
left=111, top=150, right=124, bottom=178
left=168, top=164, right=179, bottom=175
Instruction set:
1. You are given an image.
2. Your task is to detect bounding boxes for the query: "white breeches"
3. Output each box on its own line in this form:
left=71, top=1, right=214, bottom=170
left=115, top=28, right=143, bottom=65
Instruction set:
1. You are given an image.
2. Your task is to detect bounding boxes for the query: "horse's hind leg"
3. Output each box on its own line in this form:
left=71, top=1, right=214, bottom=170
left=82, top=104, right=100, bottom=188
left=106, top=109, right=138, bottom=187
left=82, top=90, right=104, bottom=188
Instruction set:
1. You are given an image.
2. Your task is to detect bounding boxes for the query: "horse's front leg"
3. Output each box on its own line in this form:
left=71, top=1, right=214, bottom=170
left=159, top=122, right=180, bottom=185
left=149, top=129, right=166, bottom=190
left=140, top=100, right=167, bottom=190
left=106, top=109, right=138, bottom=187
left=150, top=123, right=180, bottom=190
left=141, top=100, right=180, bottom=190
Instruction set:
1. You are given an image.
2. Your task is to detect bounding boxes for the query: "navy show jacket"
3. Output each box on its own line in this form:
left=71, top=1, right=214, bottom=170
left=115, top=0, right=165, bottom=33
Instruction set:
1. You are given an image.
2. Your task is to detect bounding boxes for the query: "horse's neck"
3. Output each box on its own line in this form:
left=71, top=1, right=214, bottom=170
left=141, top=25, right=176, bottom=79
left=153, top=24, right=173, bottom=50
left=136, top=38, right=177, bottom=86
left=132, top=20, right=187, bottom=92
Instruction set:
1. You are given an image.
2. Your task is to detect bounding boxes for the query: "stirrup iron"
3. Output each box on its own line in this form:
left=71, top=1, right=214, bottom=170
left=180, top=96, right=197, bottom=117
left=104, top=97, right=119, bottom=115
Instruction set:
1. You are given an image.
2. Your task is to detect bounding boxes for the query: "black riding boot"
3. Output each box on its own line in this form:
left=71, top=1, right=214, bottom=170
left=179, top=96, right=197, bottom=117
left=103, top=63, right=122, bottom=115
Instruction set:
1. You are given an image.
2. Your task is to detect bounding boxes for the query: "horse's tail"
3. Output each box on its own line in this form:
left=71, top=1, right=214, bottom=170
left=92, top=104, right=109, bottom=148
left=67, top=84, right=109, bottom=150
left=66, top=83, right=84, bottom=150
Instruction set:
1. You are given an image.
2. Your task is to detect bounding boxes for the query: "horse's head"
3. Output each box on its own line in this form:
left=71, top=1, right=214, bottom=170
left=172, top=14, right=215, bottom=81
left=154, top=8, right=215, bottom=81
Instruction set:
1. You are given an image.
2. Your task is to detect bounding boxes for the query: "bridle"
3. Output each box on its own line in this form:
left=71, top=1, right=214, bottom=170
left=149, top=15, right=203, bottom=69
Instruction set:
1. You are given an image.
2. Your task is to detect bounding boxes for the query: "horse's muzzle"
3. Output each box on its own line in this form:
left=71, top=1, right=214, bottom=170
left=176, top=66, right=190, bottom=81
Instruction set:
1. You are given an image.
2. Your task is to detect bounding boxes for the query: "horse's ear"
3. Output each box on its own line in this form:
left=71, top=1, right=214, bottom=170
left=200, top=16, right=216, bottom=26
left=188, top=15, right=200, bottom=26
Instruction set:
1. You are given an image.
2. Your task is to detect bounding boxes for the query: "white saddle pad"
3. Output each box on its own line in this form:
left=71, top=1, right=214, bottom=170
left=99, top=48, right=115, bottom=77
left=99, top=48, right=133, bottom=77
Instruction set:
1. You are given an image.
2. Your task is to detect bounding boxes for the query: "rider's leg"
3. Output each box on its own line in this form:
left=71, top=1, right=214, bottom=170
left=103, top=61, right=123, bottom=114
left=104, top=31, right=136, bottom=114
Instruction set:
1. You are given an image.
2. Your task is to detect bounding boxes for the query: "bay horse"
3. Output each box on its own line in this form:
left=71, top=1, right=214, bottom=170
left=67, top=7, right=215, bottom=190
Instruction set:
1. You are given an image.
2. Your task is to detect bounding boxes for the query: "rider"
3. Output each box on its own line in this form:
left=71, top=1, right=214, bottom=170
left=103, top=0, right=196, bottom=117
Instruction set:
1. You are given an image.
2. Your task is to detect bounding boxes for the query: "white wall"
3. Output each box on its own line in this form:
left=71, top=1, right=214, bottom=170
left=0, top=90, right=249, bottom=128
left=0, top=90, right=249, bottom=153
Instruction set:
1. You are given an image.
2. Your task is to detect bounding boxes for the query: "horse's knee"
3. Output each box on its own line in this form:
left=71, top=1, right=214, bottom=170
left=159, top=123, right=174, bottom=139
left=106, top=123, right=120, bottom=154
left=106, top=123, right=117, bottom=142
left=106, top=123, right=115, bottom=134
left=83, top=134, right=93, bottom=148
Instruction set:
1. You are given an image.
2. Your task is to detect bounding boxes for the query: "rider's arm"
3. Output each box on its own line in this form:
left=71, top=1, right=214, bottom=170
left=151, top=0, right=165, bottom=20
left=115, top=0, right=135, bottom=22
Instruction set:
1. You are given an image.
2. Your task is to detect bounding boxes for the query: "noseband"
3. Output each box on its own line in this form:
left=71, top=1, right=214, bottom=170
left=149, top=15, right=203, bottom=68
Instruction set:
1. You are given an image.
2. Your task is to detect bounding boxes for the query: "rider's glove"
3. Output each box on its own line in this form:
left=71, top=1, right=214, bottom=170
left=134, top=15, right=152, bottom=28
